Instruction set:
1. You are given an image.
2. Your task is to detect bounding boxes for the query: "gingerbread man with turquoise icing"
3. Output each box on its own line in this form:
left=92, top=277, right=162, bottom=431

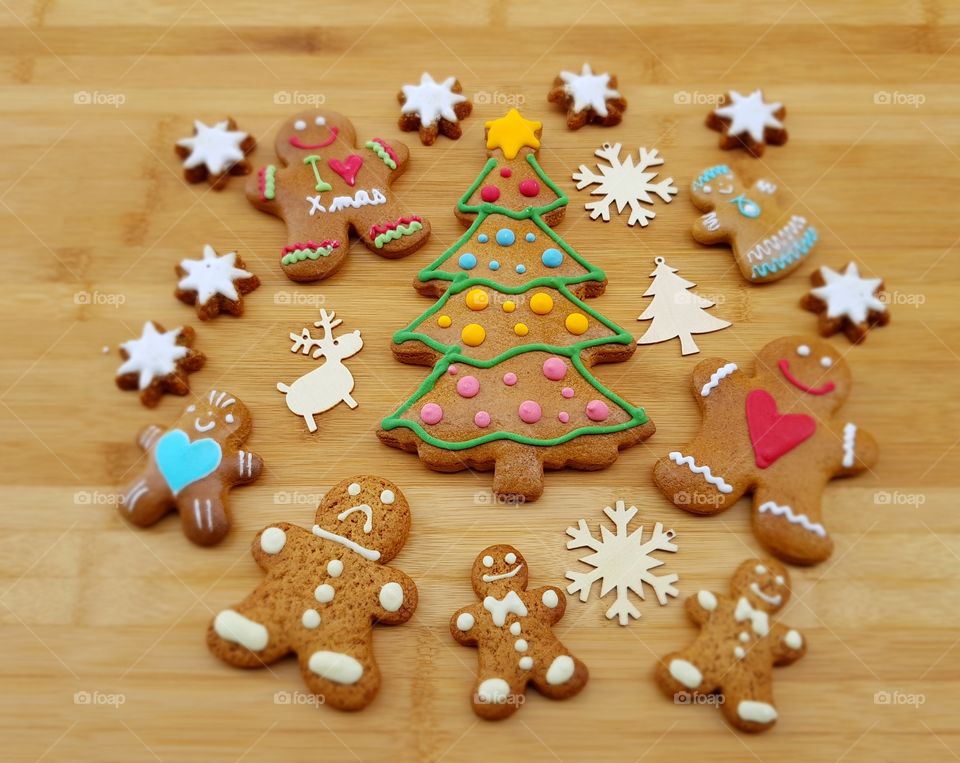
left=247, top=110, right=431, bottom=282
left=653, top=336, right=878, bottom=565
left=119, top=389, right=263, bottom=546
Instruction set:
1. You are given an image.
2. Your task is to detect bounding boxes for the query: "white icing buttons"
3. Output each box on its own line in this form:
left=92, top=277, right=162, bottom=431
left=260, top=527, right=286, bottom=555
left=734, top=646, right=746, bottom=659
left=379, top=581, right=404, bottom=613
left=348, top=482, right=361, bottom=496
left=380, top=489, right=395, bottom=505
left=509, top=622, right=522, bottom=636
left=541, top=589, right=559, bottom=609
left=519, top=656, right=534, bottom=670
left=314, top=584, right=335, bottom=603
left=514, top=639, right=528, bottom=652
left=327, top=559, right=344, bottom=578
left=302, top=609, right=321, bottom=629
left=739, top=631, right=750, bottom=643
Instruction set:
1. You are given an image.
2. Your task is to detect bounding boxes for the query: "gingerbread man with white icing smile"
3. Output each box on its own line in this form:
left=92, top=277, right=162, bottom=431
left=207, top=476, right=418, bottom=711
left=451, top=544, right=588, bottom=720
left=653, top=336, right=878, bottom=565
left=247, top=110, right=431, bottom=282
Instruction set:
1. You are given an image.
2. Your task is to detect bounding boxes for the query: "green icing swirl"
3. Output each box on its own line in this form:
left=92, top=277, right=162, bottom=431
left=365, top=140, right=397, bottom=170
left=281, top=244, right=336, bottom=265
left=374, top=221, right=422, bottom=249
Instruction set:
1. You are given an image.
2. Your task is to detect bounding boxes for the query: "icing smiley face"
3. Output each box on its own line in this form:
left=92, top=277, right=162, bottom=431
left=276, top=111, right=356, bottom=161
left=174, top=389, right=250, bottom=442
left=757, top=336, right=851, bottom=409
left=730, top=558, right=790, bottom=614
left=312, top=476, right=410, bottom=563
left=472, top=544, right=529, bottom=598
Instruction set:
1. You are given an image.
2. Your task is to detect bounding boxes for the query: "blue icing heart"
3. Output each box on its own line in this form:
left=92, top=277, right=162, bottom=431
left=154, top=429, right=222, bottom=495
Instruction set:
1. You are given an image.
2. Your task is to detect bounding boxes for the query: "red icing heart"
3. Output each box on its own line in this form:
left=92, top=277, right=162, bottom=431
left=745, top=389, right=816, bottom=469
left=327, top=154, right=363, bottom=187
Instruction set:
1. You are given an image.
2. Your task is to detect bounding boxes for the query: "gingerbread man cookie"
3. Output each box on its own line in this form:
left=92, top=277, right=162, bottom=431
left=118, top=389, right=263, bottom=545
left=801, top=262, right=889, bottom=343
left=175, top=244, right=260, bottom=320
left=691, top=165, right=818, bottom=283
left=115, top=321, right=205, bottom=407
left=175, top=118, right=255, bottom=188
left=547, top=63, right=627, bottom=130
left=398, top=72, right=472, bottom=145
left=451, top=545, right=588, bottom=720
left=706, top=90, right=786, bottom=157
left=653, top=336, right=878, bottom=565
left=208, top=476, right=418, bottom=712
left=247, top=110, right=431, bottom=282
left=655, top=558, right=806, bottom=733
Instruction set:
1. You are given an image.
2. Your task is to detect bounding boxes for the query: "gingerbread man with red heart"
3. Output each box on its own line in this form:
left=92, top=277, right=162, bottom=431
left=653, top=336, right=878, bottom=565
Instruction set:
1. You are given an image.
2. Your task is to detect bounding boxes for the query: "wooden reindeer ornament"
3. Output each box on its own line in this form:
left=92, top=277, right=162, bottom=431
left=277, top=308, right=364, bottom=432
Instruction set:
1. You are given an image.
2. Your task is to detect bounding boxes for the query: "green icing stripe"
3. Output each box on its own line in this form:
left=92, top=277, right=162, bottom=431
left=281, top=245, right=336, bottom=265
left=380, top=351, right=649, bottom=450
left=365, top=140, right=397, bottom=170
left=374, top=221, right=423, bottom=249
left=456, top=154, right=568, bottom=219
left=263, top=165, right=276, bottom=200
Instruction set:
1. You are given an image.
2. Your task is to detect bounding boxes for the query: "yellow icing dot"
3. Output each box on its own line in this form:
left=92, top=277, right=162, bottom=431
left=465, top=288, right=489, bottom=311
left=462, top=323, right=486, bottom=346
left=565, top=312, right=589, bottom=335
left=502, top=300, right=516, bottom=313
left=529, top=292, right=554, bottom=315
left=514, top=323, right=529, bottom=337
left=437, top=314, right=452, bottom=328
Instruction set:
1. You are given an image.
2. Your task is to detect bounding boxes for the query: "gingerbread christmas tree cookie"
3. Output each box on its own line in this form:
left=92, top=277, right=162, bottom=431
left=398, top=72, right=472, bottom=145
left=801, top=262, right=889, bottom=343
left=451, top=544, right=588, bottom=720
left=175, top=244, right=260, bottom=320
left=115, top=321, right=205, bottom=407
left=707, top=89, right=786, bottom=156
left=655, top=558, right=806, bottom=732
left=548, top=63, right=627, bottom=130
left=175, top=118, right=255, bottom=188
left=378, top=109, right=655, bottom=501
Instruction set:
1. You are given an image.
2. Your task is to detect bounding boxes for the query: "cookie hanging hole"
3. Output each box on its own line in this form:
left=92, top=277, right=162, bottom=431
left=665, top=529, right=676, bottom=539
left=655, top=256, right=666, bottom=265
left=602, top=142, right=612, bottom=151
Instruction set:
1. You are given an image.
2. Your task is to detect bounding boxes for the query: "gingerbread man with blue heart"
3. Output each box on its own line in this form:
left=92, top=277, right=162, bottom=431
left=118, top=389, right=263, bottom=545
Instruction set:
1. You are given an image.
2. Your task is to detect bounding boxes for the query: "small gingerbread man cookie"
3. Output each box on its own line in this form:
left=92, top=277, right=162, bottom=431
left=706, top=89, right=786, bottom=157
left=450, top=545, right=588, bottom=720
left=115, top=321, right=205, bottom=407
left=175, top=244, right=260, bottom=320
left=655, top=558, right=806, bottom=733
left=547, top=63, right=627, bottom=130
left=690, top=165, right=818, bottom=283
left=247, top=110, right=431, bottom=282
left=175, top=118, right=255, bottom=188
left=653, top=336, right=879, bottom=565
left=801, top=262, right=889, bottom=343
left=118, top=389, right=263, bottom=545
left=398, top=73, right=472, bottom=145
left=208, top=476, right=418, bottom=712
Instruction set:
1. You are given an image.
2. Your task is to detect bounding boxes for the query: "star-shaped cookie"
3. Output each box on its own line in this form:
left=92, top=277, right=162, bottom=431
left=484, top=109, right=541, bottom=159
left=116, top=321, right=205, bottom=407
left=175, top=245, right=260, bottom=320
left=175, top=118, right=255, bottom=188
left=707, top=90, right=786, bottom=157
left=548, top=63, right=627, bottom=130
left=801, top=262, right=889, bottom=343
left=398, top=73, right=472, bottom=145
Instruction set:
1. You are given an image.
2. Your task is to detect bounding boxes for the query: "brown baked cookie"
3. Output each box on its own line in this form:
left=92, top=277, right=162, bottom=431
left=118, top=389, right=262, bottom=545
left=690, top=165, right=818, bottom=283
left=652, top=336, right=879, bottom=565
left=706, top=90, right=786, bottom=157
left=450, top=544, right=588, bottom=720
left=246, top=110, right=431, bottom=282
left=654, top=558, right=806, bottom=733
left=115, top=321, right=205, bottom=407
left=398, top=73, right=472, bottom=145
left=801, top=262, right=889, bottom=343
left=208, top=476, right=418, bottom=712
left=547, top=63, right=627, bottom=130
left=175, top=118, right=255, bottom=188
left=175, top=244, right=260, bottom=320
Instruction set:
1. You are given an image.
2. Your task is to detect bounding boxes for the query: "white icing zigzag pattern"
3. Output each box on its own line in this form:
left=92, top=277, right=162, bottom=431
left=758, top=501, right=826, bottom=537
left=700, top=363, right=738, bottom=397
left=668, top=451, right=734, bottom=494
left=842, top=422, right=857, bottom=468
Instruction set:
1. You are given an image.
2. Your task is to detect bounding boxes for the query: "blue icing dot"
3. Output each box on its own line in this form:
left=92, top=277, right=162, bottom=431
left=477, top=233, right=489, bottom=243
left=541, top=248, right=564, bottom=268
left=496, top=228, right=516, bottom=246
left=525, top=232, right=536, bottom=242
left=489, top=260, right=500, bottom=271
left=515, top=264, right=526, bottom=274
left=458, top=253, right=477, bottom=269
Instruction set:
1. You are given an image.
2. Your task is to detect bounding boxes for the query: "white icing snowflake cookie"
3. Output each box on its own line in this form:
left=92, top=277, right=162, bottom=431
left=398, top=73, right=472, bottom=145
left=175, top=244, right=260, bottom=320
left=707, top=90, right=786, bottom=157
left=572, top=143, right=677, bottom=227
left=175, top=118, right=255, bottom=188
left=116, top=321, right=205, bottom=407
left=548, top=63, right=627, bottom=129
left=802, top=262, right=889, bottom=343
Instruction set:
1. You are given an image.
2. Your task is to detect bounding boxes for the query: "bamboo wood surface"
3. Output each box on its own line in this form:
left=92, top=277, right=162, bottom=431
left=1, top=1, right=958, bottom=760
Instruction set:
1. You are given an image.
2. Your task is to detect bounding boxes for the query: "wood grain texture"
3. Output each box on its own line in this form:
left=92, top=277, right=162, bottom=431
left=1, top=0, right=958, bottom=760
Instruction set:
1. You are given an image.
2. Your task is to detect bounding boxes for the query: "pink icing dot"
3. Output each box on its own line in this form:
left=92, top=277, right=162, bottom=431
left=585, top=399, right=610, bottom=422
left=558, top=412, right=570, bottom=423
left=542, top=357, right=567, bottom=381
left=420, top=402, right=443, bottom=425
left=561, top=387, right=575, bottom=399
left=456, top=375, right=480, bottom=398
left=480, top=185, right=500, bottom=202
left=519, top=179, right=540, bottom=197
left=500, top=167, right=512, bottom=178
left=448, top=365, right=459, bottom=375
left=503, top=372, right=518, bottom=386
left=518, top=400, right=542, bottom=424
left=474, top=410, right=491, bottom=427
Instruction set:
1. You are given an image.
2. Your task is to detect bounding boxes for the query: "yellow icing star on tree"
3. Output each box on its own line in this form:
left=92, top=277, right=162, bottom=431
left=485, top=108, right=541, bottom=159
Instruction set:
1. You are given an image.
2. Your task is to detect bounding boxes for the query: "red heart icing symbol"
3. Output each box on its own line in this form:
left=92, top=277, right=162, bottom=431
left=327, top=154, right=363, bottom=187
left=745, top=389, right=816, bottom=469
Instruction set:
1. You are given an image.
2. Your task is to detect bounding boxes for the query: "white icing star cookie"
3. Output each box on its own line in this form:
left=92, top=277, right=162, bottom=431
left=398, top=73, right=472, bottom=145
left=549, top=63, right=627, bottom=130
left=175, top=119, right=253, bottom=186
left=176, top=245, right=260, bottom=319
left=802, top=262, right=889, bottom=343
left=708, top=90, right=787, bottom=157
left=116, top=321, right=205, bottom=406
